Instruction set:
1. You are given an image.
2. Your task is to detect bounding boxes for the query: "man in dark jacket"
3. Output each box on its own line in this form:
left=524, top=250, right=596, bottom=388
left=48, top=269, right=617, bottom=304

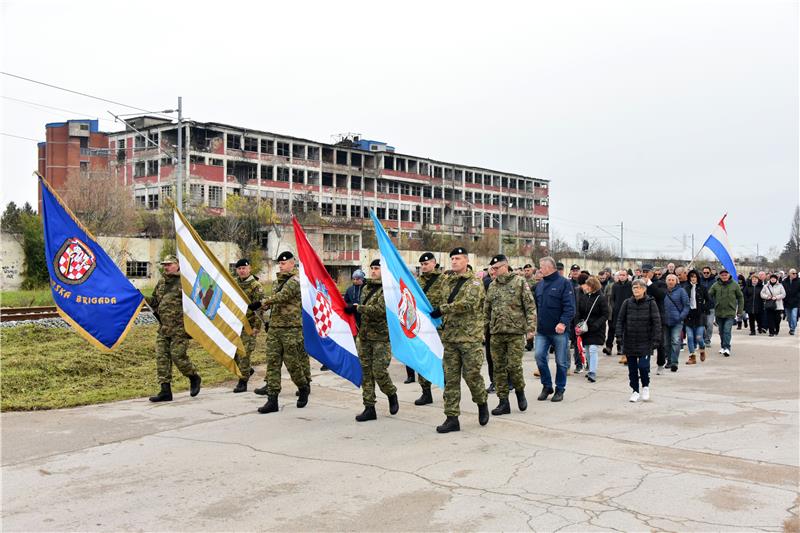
left=699, top=266, right=717, bottom=344
left=533, top=256, right=576, bottom=403
left=743, top=274, right=764, bottom=335
left=605, top=270, right=632, bottom=356
left=783, top=269, right=799, bottom=335
left=642, top=264, right=667, bottom=373
left=663, top=274, right=690, bottom=371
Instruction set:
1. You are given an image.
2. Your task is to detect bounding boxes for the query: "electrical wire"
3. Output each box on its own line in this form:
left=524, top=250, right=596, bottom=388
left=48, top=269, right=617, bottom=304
left=1, top=96, right=115, bottom=123
left=1, top=132, right=42, bottom=142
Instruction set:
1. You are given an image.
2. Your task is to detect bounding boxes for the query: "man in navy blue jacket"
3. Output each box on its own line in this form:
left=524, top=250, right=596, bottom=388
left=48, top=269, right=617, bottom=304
left=533, top=256, right=576, bottom=403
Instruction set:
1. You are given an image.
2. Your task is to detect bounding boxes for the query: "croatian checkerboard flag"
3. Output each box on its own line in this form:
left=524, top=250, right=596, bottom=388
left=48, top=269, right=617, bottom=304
left=702, top=214, right=738, bottom=280
left=369, top=210, right=445, bottom=388
left=293, top=217, right=362, bottom=387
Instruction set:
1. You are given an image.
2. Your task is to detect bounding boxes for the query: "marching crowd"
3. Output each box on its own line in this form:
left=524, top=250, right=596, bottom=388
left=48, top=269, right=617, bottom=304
left=144, top=249, right=799, bottom=433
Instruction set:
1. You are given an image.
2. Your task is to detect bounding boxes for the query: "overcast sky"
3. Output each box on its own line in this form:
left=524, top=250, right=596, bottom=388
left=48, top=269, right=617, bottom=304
left=2, top=0, right=797, bottom=261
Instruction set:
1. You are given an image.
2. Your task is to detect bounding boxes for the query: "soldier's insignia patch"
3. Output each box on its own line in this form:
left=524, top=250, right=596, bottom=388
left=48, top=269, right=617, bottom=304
left=473, top=280, right=481, bottom=286
left=191, top=267, right=223, bottom=320
left=398, top=278, right=421, bottom=338
left=54, top=237, right=97, bottom=285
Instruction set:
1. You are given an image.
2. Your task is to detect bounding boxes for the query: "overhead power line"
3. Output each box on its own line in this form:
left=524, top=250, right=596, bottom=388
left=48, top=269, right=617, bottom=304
left=1, top=132, right=42, bottom=142
left=1, top=95, right=114, bottom=123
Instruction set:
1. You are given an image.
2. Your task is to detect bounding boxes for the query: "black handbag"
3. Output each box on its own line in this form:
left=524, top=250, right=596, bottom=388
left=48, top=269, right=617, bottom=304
left=764, top=286, right=777, bottom=311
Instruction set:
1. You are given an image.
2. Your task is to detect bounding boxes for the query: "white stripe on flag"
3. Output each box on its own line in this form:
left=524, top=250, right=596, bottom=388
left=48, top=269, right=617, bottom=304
left=182, top=294, right=237, bottom=358
left=175, top=220, right=247, bottom=310
left=178, top=251, right=244, bottom=335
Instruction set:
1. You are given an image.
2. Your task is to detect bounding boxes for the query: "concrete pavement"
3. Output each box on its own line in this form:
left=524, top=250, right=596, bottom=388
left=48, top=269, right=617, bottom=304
left=2, top=328, right=798, bottom=531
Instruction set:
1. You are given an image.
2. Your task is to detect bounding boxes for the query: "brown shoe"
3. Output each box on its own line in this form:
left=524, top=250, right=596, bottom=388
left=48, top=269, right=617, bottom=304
left=686, top=354, right=697, bottom=365
left=618, top=355, right=627, bottom=365
left=699, top=349, right=706, bottom=362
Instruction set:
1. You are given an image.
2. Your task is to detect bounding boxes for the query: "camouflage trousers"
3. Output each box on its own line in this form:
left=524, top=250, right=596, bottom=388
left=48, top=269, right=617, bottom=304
left=443, top=342, right=487, bottom=416
left=418, top=374, right=432, bottom=390
left=156, top=332, right=197, bottom=384
left=235, top=330, right=258, bottom=378
left=265, top=327, right=308, bottom=395
left=491, top=333, right=526, bottom=399
left=358, top=339, right=397, bottom=407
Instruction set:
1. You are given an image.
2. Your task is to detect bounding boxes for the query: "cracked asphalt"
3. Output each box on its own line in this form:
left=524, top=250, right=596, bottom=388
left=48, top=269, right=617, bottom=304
left=2, top=328, right=798, bottom=531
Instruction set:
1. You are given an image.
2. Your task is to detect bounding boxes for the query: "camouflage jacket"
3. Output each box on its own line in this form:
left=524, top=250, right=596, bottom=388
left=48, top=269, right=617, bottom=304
left=416, top=270, right=446, bottom=308
left=359, top=278, right=389, bottom=342
left=438, top=269, right=485, bottom=343
left=485, top=272, right=537, bottom=335
left=263, top=269, right=301, bottom=328
left=237, top=274, right=265, bottom=330
left=525, top=277, right=537, bottom=292
left=147, top=271, right=186, bottom=337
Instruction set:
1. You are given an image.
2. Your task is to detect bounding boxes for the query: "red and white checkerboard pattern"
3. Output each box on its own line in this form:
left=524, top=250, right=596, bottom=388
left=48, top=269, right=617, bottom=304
left=58, top=242, right=94, bottom=281
left=313, top=291, right=333, bottom=338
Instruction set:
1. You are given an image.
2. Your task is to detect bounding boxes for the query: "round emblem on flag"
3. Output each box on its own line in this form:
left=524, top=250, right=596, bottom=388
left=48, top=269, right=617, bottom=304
left=54, top=237, right=97, bottom=285
left=312, top=280, right=333, bottom=338
left=398, top=278, right=420, bottom=338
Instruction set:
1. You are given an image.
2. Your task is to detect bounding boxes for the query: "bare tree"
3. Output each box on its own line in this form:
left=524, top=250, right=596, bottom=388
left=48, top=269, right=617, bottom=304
left=60, top=169, right=137, bottom=235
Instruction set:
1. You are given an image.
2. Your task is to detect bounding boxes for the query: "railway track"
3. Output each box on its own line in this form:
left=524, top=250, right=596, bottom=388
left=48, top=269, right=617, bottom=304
left=1, top=305, right=151, bottom=323
left=0, top=306, right=62, bottom=322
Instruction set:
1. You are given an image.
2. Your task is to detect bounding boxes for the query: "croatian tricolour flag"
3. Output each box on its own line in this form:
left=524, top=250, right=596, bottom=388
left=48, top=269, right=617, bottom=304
left=702, top=214, right=738, bottom=280
left=369, top=210, right=445, bottom=388
left=293, top=217, right=362, bottom=387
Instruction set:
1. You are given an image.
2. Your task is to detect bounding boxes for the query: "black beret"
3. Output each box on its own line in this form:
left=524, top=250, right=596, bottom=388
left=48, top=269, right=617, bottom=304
left=235, top=259, right=250, bottom=268
left=570, top=264, right=580, bottom=270
left=523, top=263, right=533, bottom=269
left=370, top=259, right=381, bottom=267
left=419, top=252, right=435, bottom=263
left=449, top=247, right=468, bottom=257
left=276, top=251, right=294, bottom=262
left=489, top=254, right=508, bottom=266
left=556, top=262, right=565, bottom=269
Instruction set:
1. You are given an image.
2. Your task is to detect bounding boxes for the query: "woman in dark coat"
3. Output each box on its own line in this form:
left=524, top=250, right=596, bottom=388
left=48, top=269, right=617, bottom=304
left=682, top=269, right=709, bottom=364
left=742, top=274, right=764, bottom=335
left=575, top=276, right=608, bottom=383
left=615, top=279, right=661, bottom=403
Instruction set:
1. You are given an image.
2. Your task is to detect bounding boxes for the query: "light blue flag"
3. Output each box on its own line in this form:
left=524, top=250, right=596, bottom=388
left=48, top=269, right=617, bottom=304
left=369, top=210, right=445, bottom=388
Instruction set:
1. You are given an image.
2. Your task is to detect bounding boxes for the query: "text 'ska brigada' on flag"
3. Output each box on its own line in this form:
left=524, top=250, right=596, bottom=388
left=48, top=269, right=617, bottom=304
left=369, top=210, right=445, bottom=388
left=38, top=174, right=144, bottom=351
left=702, top=214, right=738, bottom=280
left=173, top=205, right=251, bottom=378
left=293, top=217, right=362, bottom=387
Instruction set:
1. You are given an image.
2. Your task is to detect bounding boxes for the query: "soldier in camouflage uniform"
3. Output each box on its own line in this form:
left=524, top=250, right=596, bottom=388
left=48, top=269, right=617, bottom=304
left=233, top=258, right=264, bottom=393
left=249, top=251, right=310, bottom=413
left=429, top=247, right=489, bottom=433
left=484, top=254, right=537, bottom=416
left=413, top=252, right=445, bottom=406
left=346, top=259, right=399, bottom=422
left=146, top=255, right=201, bottom=402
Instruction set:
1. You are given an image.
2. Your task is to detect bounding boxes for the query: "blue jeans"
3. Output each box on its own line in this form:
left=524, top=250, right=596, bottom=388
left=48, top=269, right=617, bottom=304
left=664, top=324, right=683, bottom=366
left=703, top=310, right=715, bottom=344
left=685, top=325, right=706, bottom=353
left=535, top=332, right=569, bottom=392
left=586, top=344, right=599, bottom=375
left=715, top=316, right=734, bottom=350
left=787, top=307, right=798, bottom=333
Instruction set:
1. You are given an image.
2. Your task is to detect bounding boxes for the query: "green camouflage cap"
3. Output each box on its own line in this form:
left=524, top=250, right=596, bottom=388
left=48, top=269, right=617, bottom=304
left=160, top=254, right=179, bottom=264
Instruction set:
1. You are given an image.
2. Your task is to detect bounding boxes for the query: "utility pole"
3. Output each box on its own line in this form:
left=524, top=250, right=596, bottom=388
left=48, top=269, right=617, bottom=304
left=691, top=233, right=695, bottom=261
left=176, top=96, right=183, bottom=212
left=620, top=221, right=624, bottom=270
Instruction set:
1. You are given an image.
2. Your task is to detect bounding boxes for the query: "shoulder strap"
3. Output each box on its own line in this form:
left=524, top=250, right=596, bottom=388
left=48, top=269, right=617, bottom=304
left=362, top=285, right=379, bottom=305
left=586, top=293, right=600, bottom=317
left=422, top=273, right=441, bottom=294
left=448, top=277, right=470, bottom=304
left=666, top=290, right=684, bottom=312
left=275, top=277, right=291, bottom=293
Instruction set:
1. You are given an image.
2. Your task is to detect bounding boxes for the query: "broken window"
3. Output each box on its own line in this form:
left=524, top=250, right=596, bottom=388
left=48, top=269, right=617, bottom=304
left=335, top=150, right=348, bottom=166
left=307, top=146, right=320, bottom=160
left=351, top=152, right=362, bottom=168
left=244, top=137, right=258, bottom=152
left=322, top=172, right=333, bottom=187
left=126, top=261, right=150, bottom=278
left=190, top=155, right=204, bottom=164
left=293, top=144, right=306, bottom=159
left=147, top=193, right=159, bottom=210
left=433, top=187, right=442, bottom=200
left=134, top=161, right=146, bottom=177
left=419, top=162, right=429, bottom=176
left=396, top=158, right=406, bottom=172
left=335, top=204, right=347, bottom=217
left=307, top=171, right=319, bottom=186
left=161, top=185, right=172, bottom=199
left=502, top=176, right=509, bottom=189
left=383, top=155, right=394, bottom=170
left=350, top=175, right=361, bottom=190
left=190, top=184, right=204, bottom=205
left=261, top=139, right=274, bottom=154
left=433, top=208, right=442, bottom=225
left=292, top=169, right=304, bottom=183
left=322, top=147, right=334, bottom=164
left=411, top=185, right=421, bottom=197
left=336, top=174, right=348, bottom=188
left=321, top=202, right=333, bottom=216
left=209, top=158, right=223, bottom=166
left=388, top=181, right=399, bottom=194
left=226, top=135, right=241, bottom=150
left=411, top=207, right=421, bottom=223
left=135, top=135, right=146, bottom=149
left=276, top=167, right=289, bottom=182
left=422, top=207, right=432, bottom=224
left=350, top=205, right=361, bottom=218
left=423, top=186, right=432, bottom=199
left=147, top=160, right=158, bottom=176
left=276, top=142, right=290, bottom=157
left=408, top=160, right=418, bottom=174
left=148, top=131, right=158, bottom=147
left=261, top=165, right=273, bottom=180
left=208, top=186, right=223, bottom=208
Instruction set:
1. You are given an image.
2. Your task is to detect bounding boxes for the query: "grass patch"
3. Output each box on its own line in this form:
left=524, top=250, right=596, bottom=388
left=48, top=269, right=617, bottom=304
left=1, top=289, right=54, bottom=307
left=0, top=323, right=266, bottom=411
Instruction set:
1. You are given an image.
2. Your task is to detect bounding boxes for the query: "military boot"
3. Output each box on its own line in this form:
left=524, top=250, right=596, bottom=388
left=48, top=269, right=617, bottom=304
left=189, top=374, right=202, bottom=397
left=478, top=403, right=490, bottom=426
left=232, top=379, right=248, bottom=393
left=258, top=395, right=279, bottom=414
left=516, top=389, right=528, bottom=411
left=296, top=386, right=310, bottom=408
left=436, top=416, right=460, bottom=433
left=404, top=366, right=416, bottom=384
left=388, top=393, right=399, bottom=415
left=414, top=388, right=433, bottom=406
left=149, top=383, right=172, bottom=402
left=254, top=383, right=268, bottom=395
left=491, top=398, right=510, bottom=416
left=296, top=383, right=311, bottom=396
left=355, top=406, right=377, bottom=422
